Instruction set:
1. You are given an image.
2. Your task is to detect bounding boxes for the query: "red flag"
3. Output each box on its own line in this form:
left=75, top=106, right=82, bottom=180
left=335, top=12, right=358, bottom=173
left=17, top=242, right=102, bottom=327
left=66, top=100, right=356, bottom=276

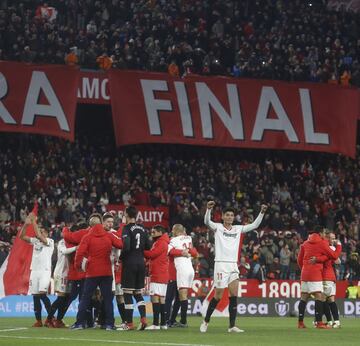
left=0, top=203, right=38, bottom=297
left=201, top=285, right=230, bottom=317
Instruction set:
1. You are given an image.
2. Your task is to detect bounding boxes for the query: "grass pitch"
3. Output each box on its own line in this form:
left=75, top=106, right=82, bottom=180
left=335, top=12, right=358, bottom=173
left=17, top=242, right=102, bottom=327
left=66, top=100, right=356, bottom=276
left=0, top=317, right=358, bottom=346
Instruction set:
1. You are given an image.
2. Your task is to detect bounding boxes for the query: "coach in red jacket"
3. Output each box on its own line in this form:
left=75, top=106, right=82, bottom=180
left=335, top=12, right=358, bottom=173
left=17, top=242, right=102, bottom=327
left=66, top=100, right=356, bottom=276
left=143, top=225, right=170, bottom=330
left=72, top=223, right=123, bottom=330
left=57, top=214, right=102, bottom=327
left=297, top=226, right=341, bottom=329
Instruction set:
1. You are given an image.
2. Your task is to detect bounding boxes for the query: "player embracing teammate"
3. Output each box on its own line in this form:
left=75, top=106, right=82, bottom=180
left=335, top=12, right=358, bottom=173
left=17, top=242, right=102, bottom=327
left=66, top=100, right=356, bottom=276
left=297, top=226, right=341, bottom=329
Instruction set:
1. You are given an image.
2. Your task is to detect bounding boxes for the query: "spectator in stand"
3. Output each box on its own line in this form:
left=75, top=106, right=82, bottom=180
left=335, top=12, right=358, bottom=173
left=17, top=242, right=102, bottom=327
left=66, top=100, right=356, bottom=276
left=340, top=70, right=351, bottom=86
left=65, top=47, right=79, bottom=66
left=348, top=252, right=360, bottom=280
left=1, top=132, right=360, bottom=280
left=279, top=244, right=291, bottom=279
left=238, top=256, right=250, bottom=279
left=0, top=1, right=359, bottom=85
left=0, top=243, right=8, bottom=266
left=96, top=52, right=113, bottom=71
left=168, top=60, right=180, bottom=78
left=268, top=257, right=281, bottom=280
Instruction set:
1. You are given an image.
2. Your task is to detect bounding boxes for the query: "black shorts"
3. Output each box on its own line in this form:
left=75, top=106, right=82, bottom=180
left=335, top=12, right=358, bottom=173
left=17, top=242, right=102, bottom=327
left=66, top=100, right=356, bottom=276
left=121, top=262, right=145, bottom=290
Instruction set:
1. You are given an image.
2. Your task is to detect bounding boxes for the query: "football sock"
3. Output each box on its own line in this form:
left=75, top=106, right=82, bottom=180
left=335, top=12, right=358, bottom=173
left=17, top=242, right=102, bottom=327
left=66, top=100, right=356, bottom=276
left=152, top=302, right=160, bottom=326
left=33, top=296, right=42, bottom=320
left=170, top=297, right=180, bottom=323
left=315, top=300, right=324, bottom=322
left=323, top=301, right=332, bottom=322
left=39, top=294, right=52, bottom=315
left=205, top=298, right=219, bottom=323
left=56, top=296, right=68, bottom=320
left=124, top=293, right=134, bottom=323
left=134, top=294, right=146, bottom=319
left=298, top=300, right=307, bottom=322
left=48, top=297, right=61, bottom=319
left=180, top=300, right=188, bottom=324
left=57, top=296, right=70, bottom=320
left=329, top=301, right=340, bottom=321
left=160, top=303, right=166, bottom=326
left=117, top=301, right=126, bottom=323
left=229, top=296, right=238, bottom=328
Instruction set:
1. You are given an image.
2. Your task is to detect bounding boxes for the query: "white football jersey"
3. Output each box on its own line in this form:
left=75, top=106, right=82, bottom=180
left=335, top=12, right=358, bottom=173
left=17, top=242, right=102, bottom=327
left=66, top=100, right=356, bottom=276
left=53, top=239, right=76, bottom=278
left=168, top=235, right=193, bottom=271
left=109, top=229, right=121, bottom=265
left=204, top=209, right=264, bottom=262
left=30, top=237, right=54, bottom=271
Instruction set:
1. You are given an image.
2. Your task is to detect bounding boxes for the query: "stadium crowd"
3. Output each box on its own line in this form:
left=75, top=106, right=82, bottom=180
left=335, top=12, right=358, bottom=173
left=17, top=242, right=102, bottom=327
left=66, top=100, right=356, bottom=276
left=1, top=134, right=360, bottom=282
left=1, top=0, right=360, bottom=85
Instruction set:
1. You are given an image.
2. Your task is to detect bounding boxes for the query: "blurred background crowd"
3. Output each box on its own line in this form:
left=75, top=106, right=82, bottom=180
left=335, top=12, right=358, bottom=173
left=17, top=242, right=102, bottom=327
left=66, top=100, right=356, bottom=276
left=0, top=0, right=359, bottom=85
left=1, top=0, right=360, bottom=283
left=1, top=134, right=359, bottom=282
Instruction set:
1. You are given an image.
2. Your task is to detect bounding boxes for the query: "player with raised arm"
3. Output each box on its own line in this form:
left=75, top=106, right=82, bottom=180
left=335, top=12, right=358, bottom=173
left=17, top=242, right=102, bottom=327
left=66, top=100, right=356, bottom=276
left=20, top=212, right=54, bottom=327
left=118, top=206, right=152, bottom=331
left=168, top=224, right=198, bottom=327
left=200, top=201, right=267, bottom=333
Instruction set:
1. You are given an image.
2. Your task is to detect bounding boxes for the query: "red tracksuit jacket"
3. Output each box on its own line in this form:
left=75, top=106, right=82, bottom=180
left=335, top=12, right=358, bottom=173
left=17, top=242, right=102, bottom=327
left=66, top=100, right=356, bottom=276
left=63, top=227, right=89, bottom=281
left=144, top=233, right=170, bottom=284
left=297, top=233, right=341, bottom=281
left=75, top=224, right=123, bottom=278
left=323, top=258, right=336, bottom=281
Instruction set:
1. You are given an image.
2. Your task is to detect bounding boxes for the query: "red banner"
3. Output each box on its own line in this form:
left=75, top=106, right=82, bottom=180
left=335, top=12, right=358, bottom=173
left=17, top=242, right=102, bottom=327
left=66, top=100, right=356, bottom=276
left=0, top=61, right=79, bottom=140
left=189, top=279, right=352, bottom=299
left=109, top=70, right=359, bottom=157
left=107, top=204, right=169, bottom=228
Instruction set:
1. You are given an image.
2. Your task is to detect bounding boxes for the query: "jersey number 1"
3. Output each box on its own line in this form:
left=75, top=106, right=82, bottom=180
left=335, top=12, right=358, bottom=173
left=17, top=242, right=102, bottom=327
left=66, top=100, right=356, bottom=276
left=135, top=233, right=141, bottom=249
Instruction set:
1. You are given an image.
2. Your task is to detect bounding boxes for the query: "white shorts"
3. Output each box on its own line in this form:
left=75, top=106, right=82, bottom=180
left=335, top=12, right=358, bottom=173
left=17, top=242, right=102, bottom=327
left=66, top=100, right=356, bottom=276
left=115, top=283, right=123, bottom=296
left=301, top=281, right=323, bottom=294
left=214, top=262, right=239, bottom=289
left=323, top=281, right=336, bottom=297
left=54, top=275, right=70, bottom=294
left=176, top=267, right=194, bottom=289
left=29, top=270, right=51, bottom=294
left=149, top=282, right=167, bottom=297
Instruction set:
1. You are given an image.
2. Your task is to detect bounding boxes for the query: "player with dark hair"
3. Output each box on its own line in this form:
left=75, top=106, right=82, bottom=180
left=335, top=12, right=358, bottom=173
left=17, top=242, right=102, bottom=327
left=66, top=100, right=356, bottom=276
left=118, top=206, right=151, bottom=331
left=144, top=225, right=170, bottom=330
left=297, top=226, right=341, bottom=329
left=201, top=201, right=267, bottom=333
left=20, top=213, right=54, bottom=327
